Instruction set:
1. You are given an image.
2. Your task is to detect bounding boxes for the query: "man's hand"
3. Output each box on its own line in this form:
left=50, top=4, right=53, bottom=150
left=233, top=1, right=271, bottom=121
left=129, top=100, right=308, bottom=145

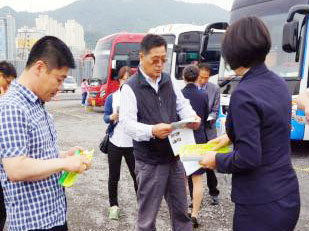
left=186, top=115, right=201, bottom=130
left=152, top=123, right=173, bottom=139
left=63, top=155, right=91, bottom=173
left=60, top=146, right=83, bottom=158
left=109, top=113, right=119, bottom=122
left=199, top=151, right=217, bottom=170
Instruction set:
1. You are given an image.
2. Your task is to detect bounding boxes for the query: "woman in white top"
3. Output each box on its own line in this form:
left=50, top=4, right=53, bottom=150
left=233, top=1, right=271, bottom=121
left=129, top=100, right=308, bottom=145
left=103, top=66, right=137, bottom=220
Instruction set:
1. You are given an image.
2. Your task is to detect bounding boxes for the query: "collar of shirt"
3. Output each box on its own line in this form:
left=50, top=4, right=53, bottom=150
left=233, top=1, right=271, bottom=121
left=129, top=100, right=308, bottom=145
left=199, top=83, right=207, bottom=90
left=139, top=67, right=162, bottom=93
left=11, top=81, right=40, bottom=104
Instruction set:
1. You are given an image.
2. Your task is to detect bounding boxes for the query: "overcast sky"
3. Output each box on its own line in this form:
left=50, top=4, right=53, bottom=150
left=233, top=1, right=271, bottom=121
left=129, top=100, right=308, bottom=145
left=0, top=0, right=234, bottom=12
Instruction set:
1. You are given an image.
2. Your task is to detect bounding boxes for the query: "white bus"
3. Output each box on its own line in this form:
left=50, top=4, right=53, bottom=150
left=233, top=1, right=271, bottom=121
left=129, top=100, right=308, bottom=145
left=214, top=0, right=309, bottom=140
left=148, top=23, right=227, bottom=88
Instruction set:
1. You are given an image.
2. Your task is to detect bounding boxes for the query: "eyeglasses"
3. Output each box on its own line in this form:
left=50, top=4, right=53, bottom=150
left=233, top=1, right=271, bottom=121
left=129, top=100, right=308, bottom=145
left=150, top=57, right=167, bottom=65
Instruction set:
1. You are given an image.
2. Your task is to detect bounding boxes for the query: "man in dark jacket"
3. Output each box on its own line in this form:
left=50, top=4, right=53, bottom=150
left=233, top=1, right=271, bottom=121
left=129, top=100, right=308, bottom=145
left=119, top=34, right=200, bottom=231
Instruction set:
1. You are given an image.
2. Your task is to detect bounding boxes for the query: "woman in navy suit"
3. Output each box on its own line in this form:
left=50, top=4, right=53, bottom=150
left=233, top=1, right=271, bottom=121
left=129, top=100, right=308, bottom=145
left=200, top=17, right=300, bottom=231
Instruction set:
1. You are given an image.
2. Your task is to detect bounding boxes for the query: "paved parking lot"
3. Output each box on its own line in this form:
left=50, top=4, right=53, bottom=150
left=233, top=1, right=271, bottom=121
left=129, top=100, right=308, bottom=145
left=40, top=93, right=309, bottom=231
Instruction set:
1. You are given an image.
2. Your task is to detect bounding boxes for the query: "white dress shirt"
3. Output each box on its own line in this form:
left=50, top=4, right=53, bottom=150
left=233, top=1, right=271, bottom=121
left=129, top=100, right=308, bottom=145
left=119, top=68, right=196, bottom=142
left=109, top=89, right=133, bottom=147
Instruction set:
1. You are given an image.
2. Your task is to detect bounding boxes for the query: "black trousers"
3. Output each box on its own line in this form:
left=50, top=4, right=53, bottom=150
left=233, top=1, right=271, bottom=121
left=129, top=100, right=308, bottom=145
left=107, top=142, right=138, bottom=207
left=0, top=184, right=5, bottom=231
left=29, top=222, right=68, bottom=231
left=188, top=169, right=220, bottom=199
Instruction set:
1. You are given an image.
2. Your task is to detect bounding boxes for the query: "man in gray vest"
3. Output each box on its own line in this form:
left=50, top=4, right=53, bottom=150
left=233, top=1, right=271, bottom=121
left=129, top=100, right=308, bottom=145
left=120, top=34, right=200, bottom=231
left=197, top=63, right=220, bottom=205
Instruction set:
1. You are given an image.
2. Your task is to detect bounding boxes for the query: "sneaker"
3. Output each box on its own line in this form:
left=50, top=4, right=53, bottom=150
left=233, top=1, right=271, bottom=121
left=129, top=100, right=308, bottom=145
left=108, top=206, right=120, bottom=220
left=191, top=216, right=199, bottom=229
left=211, top=195, right=219, bottom=205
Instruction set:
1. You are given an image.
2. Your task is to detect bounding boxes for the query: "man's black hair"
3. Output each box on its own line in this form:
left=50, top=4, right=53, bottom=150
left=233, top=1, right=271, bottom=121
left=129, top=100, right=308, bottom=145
left=198, top=63, right=212, bottom=75
left=0, top=61, right=17, bottom=78
left=183, top=65, right=200, bottom=82
left=141, top=34, right=167, bottom=54
left=26, top=36, right=75, bottom=70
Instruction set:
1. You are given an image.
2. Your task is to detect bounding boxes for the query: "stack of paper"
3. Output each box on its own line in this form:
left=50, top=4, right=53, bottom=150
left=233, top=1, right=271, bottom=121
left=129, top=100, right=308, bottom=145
left=179, top=143, right=232, bottom=162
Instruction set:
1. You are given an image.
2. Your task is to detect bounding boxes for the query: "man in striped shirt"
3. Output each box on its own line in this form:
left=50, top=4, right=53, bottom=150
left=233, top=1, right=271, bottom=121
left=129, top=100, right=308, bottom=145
left=0, top=36, right=91, bottom=231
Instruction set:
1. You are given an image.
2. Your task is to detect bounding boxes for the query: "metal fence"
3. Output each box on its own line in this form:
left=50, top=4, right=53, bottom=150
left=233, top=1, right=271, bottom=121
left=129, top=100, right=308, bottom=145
left=7, top=59, right=93, bottom=85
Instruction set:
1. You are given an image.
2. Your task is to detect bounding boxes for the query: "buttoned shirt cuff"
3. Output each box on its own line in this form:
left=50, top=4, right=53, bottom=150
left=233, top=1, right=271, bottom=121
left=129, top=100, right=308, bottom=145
left=147, top=125, right=154, bottom=139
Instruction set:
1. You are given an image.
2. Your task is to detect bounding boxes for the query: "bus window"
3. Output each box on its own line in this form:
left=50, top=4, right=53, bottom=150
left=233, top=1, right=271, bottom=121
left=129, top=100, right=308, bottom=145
left=112, top=42, right=141, bottom=78
left=176, top=31, right=202, bottom=79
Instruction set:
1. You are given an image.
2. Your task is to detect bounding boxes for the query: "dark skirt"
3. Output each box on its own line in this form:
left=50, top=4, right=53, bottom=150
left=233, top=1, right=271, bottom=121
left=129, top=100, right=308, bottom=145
left=233, top=190, right=300, bottom=231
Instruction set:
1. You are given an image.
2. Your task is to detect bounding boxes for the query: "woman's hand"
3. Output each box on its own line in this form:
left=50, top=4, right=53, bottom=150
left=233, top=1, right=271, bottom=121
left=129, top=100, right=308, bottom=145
left=199, top=151, right=217, bottom=170
left=208, top=134, right=231, bottom=151
left=109, top=113, right=119, bottom=121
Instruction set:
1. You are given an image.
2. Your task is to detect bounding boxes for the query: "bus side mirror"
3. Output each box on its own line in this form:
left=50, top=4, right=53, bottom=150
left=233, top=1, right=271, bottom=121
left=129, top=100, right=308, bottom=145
left=177, top=52, right=187, bottom=65
left=200, top=34, right=209, bottom=60
left=282, top=20, right=299, bottom=53
left=174, top=45, right=181, bottom=53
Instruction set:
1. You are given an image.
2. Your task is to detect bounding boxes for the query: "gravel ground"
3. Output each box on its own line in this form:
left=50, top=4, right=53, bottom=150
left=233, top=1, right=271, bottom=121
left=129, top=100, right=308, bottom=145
left=35, top=97, right=309, bottom=231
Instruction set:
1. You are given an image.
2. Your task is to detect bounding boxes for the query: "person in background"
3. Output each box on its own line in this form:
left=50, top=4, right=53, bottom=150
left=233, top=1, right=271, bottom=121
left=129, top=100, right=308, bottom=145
left=200, top=16, right=300, bottom=231
left=0, top=61, right=17, bottom=95
left=0, top=36, right=91, bottom=231
left=182, top=64, right=209, bottom=228
left=197, top=63, right=220, bottom=205
left=81, top=78, right=89, bottom=106
left=119, top=34, right=200, bottom=231
left=0, top=61, right=17, bottom=230
left=104, top=66, right=137, bottom=220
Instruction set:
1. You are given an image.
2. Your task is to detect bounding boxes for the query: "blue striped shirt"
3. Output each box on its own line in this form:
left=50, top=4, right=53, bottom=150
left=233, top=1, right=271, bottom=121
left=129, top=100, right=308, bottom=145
left=0, top=81, right=66, bottom=231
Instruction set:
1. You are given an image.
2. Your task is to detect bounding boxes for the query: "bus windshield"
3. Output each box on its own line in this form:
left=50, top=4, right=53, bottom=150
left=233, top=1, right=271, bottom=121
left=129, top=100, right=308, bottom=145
left=220, top=13, right=303, bottom=80
left=92, top=50, right=110, bottom=84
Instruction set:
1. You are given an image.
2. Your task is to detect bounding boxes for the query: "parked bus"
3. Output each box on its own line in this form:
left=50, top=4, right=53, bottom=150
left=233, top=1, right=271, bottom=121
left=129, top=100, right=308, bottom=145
left=214, top=0, right=309, bottom=140
left=148, top=23, right=226, bottom=88
left=85, top=33, right=145, bottom=107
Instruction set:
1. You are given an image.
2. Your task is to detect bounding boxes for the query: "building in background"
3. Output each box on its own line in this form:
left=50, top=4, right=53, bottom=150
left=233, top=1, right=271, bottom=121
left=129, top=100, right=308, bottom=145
left=16, top=26, right=44, bottom=60
left=0, top=14, right=16, bottom=60
left=65, top=20, right=86, bottom=57
left=17, top=15, right=86, bottom=58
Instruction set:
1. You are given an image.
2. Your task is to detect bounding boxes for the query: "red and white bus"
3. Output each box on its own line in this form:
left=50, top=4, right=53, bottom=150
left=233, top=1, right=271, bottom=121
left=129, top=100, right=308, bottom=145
left=86, top=33, right=145, bottom=107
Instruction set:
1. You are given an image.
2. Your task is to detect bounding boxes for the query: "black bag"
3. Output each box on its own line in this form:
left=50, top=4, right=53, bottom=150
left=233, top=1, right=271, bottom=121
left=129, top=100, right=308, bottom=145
left=99, top=134, right=109, bottom=154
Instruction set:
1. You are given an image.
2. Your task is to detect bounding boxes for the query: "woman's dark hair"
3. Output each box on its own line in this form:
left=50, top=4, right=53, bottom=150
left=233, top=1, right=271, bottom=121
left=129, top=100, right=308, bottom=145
left=198, top=63, right=212, bottom=75
left=118, top=66, right=131, bottom=80
left=183, top=65, right=200, bottom=83
left=0, top=61, right=17, bottom=78
left=82, top=78, right=87, bottom=82
left=141, top=34, right=167, bottom=54
left=26, top=36, right=75, bottom=70
left=222, top=16, right=271, bottom=70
